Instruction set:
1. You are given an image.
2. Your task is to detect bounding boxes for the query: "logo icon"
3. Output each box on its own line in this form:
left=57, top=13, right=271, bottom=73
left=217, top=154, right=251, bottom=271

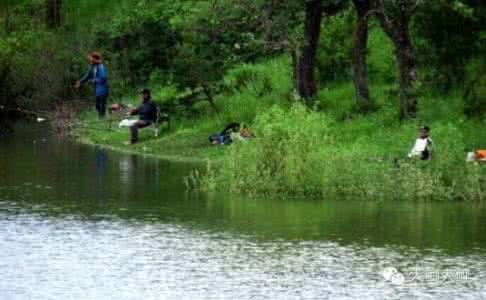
left=382, top=267, right=405, bottom=285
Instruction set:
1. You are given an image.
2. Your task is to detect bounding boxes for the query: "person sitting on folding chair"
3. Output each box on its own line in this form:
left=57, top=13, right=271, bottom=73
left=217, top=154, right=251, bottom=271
left=125, top=88, right=157, bottom=145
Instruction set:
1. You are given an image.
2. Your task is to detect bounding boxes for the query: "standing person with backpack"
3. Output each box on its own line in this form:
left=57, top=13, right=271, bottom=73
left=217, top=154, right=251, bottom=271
left=75, top=52, right=109, bottom=117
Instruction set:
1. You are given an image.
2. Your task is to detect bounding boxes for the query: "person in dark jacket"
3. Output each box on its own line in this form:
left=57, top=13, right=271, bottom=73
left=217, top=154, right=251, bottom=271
left=209, top=122, right=241, bottom=145
left=126, top=88, right=158, bottom=144
left=75, top=52, right=109, bottom=117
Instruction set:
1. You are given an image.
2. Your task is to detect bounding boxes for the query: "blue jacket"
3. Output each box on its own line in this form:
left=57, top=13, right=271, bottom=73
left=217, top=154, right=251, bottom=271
left=80, top=63, right=109, bottom=96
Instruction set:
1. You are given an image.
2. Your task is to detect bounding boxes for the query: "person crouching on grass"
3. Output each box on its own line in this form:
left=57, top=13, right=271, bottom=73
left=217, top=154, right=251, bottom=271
left=125, top=88, right=157, bottom=145
left=75, top=52, right=109, bottom=117
left=408, top=126, right=433, bottom=160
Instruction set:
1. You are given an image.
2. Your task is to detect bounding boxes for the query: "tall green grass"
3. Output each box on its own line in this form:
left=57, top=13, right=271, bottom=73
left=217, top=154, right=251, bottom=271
left=196, top=53, right=485, bottom=201
left=200, top=102, right=485, bottom=201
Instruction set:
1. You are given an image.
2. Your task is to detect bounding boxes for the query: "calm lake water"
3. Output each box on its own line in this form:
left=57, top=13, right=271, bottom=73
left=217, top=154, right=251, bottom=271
left=0, top=121, right=485, bottom=299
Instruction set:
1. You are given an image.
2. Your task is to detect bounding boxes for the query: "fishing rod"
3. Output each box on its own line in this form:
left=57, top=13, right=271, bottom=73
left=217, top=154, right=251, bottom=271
left=71, top=114, right=134, bottom=132
left=69, top=121, right=115, bottom=132
left=77, top=126, right=115, bottom=132
left=80, top=115, right=128, bottom=125
left=2, top=107, right=50, bottom=119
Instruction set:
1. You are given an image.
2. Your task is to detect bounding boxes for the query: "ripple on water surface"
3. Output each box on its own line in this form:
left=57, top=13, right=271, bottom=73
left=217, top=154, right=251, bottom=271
left=0, top=204, right=485, bottom=300
left=2, top=121, right=486, bottom=299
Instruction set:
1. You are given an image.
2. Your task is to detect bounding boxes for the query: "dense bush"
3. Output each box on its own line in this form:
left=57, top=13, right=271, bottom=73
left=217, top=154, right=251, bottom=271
left=202, top=105, right=333, bottom=195
left=216, top=58, right=293, bottom=123
left=82, top=0, right=278, bottom=101
left=201, top=103, right=485, bottom=201
left=97, top=8, right=181, bottom=85
left=0, top=29, right=78, bottom=110
left=463, top=58, right=486, bottom=118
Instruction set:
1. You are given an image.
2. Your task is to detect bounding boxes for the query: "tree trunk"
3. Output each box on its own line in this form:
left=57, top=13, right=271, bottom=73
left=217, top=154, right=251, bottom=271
left=290, top=48, right=299, bottom=92
left=297, top=0, right=324, bottom=102
left=374, top=5, right=418, bottom=119
left=4, top=0, right=10, bottom=35
left=352, top=0, right=371, bottom=111
left=395, top=26, right=417, bottom=119
left=0, top=65, right=11, bottom=107
left=46, top=0, right=62, bottom=28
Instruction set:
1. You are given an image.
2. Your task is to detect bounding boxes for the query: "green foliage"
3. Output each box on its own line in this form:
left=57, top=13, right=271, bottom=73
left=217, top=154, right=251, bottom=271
left=202, top=100, right=485, bottom=201
left=0, top=1, right=97, bottom=110
left=198, top=58, right=485, bottom=201
left=413, top=0, right=485, bottom=89
left=366, top=26, right=397, bottom=83
left=97, top=6, right=181, bottom=85
left=216, top=57, right=293, bottom=123
left=170, top=0, right=274, bottom=93
left=224, top=64, right=274, bottom=96
left=317, top=8, right=354, bottom=83
left=202, top=104, right=334, bottom=195
left=463, top=58, right=486, bottom=118
left=0, top=23, right=77, bottom=109
left=316, top=12, right=398, bottom=85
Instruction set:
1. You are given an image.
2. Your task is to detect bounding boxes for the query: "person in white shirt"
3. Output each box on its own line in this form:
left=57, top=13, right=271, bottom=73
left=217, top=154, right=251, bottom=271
left=408, top=126, right=433, bottom=160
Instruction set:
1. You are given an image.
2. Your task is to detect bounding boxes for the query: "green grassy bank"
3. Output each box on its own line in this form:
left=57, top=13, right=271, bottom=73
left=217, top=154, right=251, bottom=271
left=74, top=29, right=485, bottom=201
left=73, top=112, right=223, bottom=163
left=74, top=63, right=485, bottom=201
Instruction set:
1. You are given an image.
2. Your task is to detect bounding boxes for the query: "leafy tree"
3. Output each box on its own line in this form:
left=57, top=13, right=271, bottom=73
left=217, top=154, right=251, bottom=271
left=100, top=8, right=181, bottom=85
left=0, top=1, right=77, bottom=112
left=171, top=0, right=287, bottom=111
left=413, top=0, right=484, bottom=90
left=1, top=0, right=485, bottom=123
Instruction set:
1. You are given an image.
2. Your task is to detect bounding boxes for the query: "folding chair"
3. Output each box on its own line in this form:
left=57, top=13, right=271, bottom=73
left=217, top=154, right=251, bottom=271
left=152, top=103, right=171, bottom=137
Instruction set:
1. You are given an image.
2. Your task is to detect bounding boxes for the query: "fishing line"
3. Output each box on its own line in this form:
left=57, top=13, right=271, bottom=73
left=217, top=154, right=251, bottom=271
left=80, top=116, right=127, bottom=125
left=71, top=123, right=115, bottom=132
left=3, top=107, right=50, bottom=119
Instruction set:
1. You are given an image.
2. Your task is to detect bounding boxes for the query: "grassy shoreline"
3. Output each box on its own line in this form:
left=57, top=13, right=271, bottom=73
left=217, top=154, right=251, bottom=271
left=73, top=89, right=485, bottom=202
left=72, top=54, right=485, bottom=201
left=71, top=118, right=224, bottom=164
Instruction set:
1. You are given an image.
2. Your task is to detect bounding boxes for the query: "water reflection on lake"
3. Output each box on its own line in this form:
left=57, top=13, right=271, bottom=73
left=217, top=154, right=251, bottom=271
left=0, top=121, right=485, bottom=299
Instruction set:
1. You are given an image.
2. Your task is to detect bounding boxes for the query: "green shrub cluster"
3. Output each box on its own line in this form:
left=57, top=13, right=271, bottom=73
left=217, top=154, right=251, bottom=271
left=201, top=104, right=485, bottom=201
left=0, top=30, right=78, bottom=110
left=463, top=58, right=486, bottom=119
left=316, top=8, right=354, bottom=83
left=216, top=59, right=293, bottom=123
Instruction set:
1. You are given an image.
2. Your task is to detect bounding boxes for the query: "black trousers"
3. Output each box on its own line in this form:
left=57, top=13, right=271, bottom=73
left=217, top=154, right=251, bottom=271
left=96, top=95, right=108, bottom=117
left=130, top=120, right=152, bottom=143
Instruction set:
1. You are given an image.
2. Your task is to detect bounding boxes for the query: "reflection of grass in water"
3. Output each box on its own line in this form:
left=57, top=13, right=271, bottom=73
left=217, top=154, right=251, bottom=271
left=8, top=182, right=486, bottom=253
